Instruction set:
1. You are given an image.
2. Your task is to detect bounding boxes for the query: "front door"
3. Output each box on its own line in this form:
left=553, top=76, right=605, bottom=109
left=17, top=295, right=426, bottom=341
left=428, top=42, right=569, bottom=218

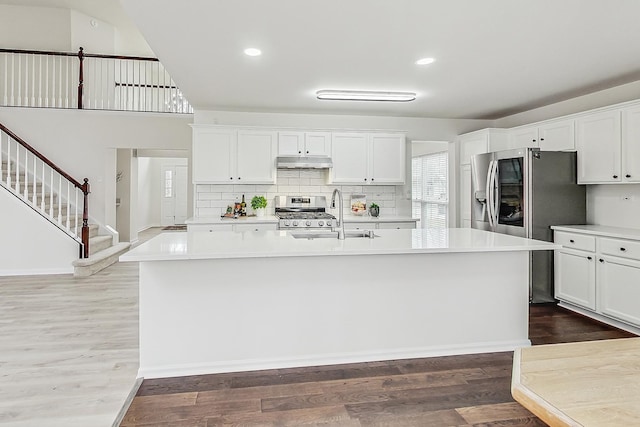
left=160, top=164, right=188, bottom=226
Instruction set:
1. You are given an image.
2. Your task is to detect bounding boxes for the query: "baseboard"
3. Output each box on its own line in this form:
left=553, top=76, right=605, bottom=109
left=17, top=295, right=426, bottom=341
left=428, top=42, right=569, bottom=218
left=138, top=339, right=531, bottom=379
left=558, top=302, right=640, bottom=336
left=0, top=267, right=73, bottom=276
left=112, top=377, right=143, bottom=427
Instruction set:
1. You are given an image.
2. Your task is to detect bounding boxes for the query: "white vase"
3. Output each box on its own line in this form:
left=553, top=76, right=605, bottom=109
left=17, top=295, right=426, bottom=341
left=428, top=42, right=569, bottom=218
left=255, top=208, right=266, bottom=217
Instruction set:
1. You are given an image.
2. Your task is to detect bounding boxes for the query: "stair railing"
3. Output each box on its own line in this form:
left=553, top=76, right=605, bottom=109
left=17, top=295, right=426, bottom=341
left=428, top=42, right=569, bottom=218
left=0, top=47, right=192, bottom=113
left=0, top=123, right=90, bottom=258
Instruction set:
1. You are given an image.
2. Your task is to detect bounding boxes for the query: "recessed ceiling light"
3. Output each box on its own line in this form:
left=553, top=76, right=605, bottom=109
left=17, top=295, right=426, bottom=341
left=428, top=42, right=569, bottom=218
left=244, top=48, right=262, bottom=57
left=415, top=57, right=435, bottom=65
left=316, top=90, right=416, bottom=102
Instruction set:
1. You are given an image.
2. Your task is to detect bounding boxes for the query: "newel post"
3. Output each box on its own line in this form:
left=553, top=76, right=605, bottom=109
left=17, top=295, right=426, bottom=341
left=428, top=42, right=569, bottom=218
left=77, top=47, right=84, bottom=109
left=81, top=178, right=90, bottom=258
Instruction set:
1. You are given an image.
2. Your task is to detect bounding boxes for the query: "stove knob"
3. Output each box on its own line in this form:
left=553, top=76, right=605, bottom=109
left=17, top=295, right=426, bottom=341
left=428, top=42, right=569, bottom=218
left=318, top=221, right=324, bottom=226
left=292, top=221, right=298, bottom=226
left=283, top=220, right=290, bottom=226
left=305, top=221, right=312, bottom=227
left=326, top=220, right=332, bottom=227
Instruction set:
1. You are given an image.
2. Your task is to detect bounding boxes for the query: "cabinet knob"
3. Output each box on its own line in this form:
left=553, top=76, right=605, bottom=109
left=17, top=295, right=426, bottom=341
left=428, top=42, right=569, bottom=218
left=364, top=178, right=367, bottom=181
left=306, top=150, right=309, bottom=154
left=371, top=178, right=375, bottom=182
left=230, top=177, right=233, bottom=180
left=599, top=258, right=605, bottom=263
left=540, top=138, right=545, bottom=141
left=238, top=177, right=241, bottom=180
left=613, top=175, right=619, bottom=179
left=298, top=150, right=302, bottom=154
left=626, top=174, right=631, bottom=178
left=569, top=239, right=575, bottom=243
left=587, top=256, right=592, bottom=260
left=620, top=247, right=627, bottom=252
left=532, top=139, right=536, bottom=142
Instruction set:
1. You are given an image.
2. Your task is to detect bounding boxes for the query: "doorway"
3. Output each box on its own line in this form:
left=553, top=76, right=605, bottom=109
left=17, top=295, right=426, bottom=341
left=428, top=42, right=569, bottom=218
left=160, top=163, right=188, bottom=225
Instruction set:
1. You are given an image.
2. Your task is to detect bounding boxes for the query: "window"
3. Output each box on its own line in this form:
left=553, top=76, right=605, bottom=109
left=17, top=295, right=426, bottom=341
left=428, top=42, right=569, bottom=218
left=412, top=151, right=448, bottom=228
left=164, top=169, right=173, bottom=198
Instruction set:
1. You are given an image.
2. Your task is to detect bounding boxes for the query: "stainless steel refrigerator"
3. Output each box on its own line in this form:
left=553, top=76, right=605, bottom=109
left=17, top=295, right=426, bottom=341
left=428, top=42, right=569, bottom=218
left=470, top=148, right=586, bottom=303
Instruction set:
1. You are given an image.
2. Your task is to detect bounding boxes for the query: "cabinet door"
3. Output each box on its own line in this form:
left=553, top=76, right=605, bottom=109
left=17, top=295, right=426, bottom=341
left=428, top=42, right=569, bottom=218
left=369, top=133, right=405, bottom=184
left=597, top=256, right=640, bottom=326
left=460, top=133, right=488, bottom=165
left=538, top=119, right=575, bottom=151
left=576, top=110, right=622, bottom=183
left=236, top=130, right=277, bottom=184
left=554, top=248, right=596, bottom=310
left=192, top=128, right=235, bottom=183
left=622, top=105, right=640, bottom=183
left=331, top=133, right=369, bottom=184
left=278, top=131, right=304, bottom=156
left=509, top=126, right=539, bottom=149
left=378, top=222, right=416, bottom=229
left=304, top=132, right=332, bottom=156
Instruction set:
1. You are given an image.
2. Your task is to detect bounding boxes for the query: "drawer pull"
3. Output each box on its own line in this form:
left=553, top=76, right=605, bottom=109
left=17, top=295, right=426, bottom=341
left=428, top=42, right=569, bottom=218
left=620, top=247, right=627, bottom=252
left=599, top=258, right=605, bottom=263
left=587, top=256, right=592, bottom=260
left=569, top=239, right=575, bottom=243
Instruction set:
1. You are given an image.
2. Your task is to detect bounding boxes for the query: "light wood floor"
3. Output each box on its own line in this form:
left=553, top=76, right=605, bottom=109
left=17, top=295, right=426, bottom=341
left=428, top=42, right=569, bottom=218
left=0, top=227, right=167, bottom=427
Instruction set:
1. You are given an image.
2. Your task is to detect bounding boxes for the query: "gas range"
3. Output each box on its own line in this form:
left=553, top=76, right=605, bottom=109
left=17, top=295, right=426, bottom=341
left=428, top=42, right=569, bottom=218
left=274, top=196, right=336, bottom=229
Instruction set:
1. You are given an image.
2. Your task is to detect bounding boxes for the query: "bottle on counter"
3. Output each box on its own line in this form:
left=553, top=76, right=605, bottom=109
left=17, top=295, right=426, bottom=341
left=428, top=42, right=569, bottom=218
left=241, top=194, right=247, bottom=216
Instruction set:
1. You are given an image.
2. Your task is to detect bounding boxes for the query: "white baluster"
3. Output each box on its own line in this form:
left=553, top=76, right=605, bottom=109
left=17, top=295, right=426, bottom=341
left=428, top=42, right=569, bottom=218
left=31, top=54, right=35, bottom=106
left=74, top=188, right=79, bottom=236
left=3, top=54, right=8, bottom=105
left=10, top=54, right=15, bottom=106
left=23, top=146, right=29, bottom=199
left=38, top=55, right=42, bottom=107
left=6, top=135, right=11, bottom=187
left=57, top=174, right=62, bottom=224
left=49, top=168, right=54, bottom=218
left=14, top=141, right=20, bottom=193
left=66, top=181, right=70, bottom=230
left=17, top=54, right=22, bottom=106
left=45, top=56, right=49, bottom=107
left=32, top=155, right=37, bottom=204
left=41, top=160, right=45, bottom=211
left=58, top=56, right=62, bottom=108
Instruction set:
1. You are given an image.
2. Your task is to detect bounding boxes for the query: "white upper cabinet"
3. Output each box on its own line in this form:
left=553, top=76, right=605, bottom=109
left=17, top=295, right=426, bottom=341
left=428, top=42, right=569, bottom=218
left=576, top=110, right=622, bottom=184
left=331, top=132, right=405, bottom=185
left=621, top=104, right=640, bottom=183
left=508, top=119, right=575, bottom=152
left=509, top=125, right=539, bottom=150
left=278, top=131, right=331, bottom=157
left=538, top=119, right=575, bottom=151
left=192, top=127, right=277, bottom=184
left=459, top=129, right=507, bottom=164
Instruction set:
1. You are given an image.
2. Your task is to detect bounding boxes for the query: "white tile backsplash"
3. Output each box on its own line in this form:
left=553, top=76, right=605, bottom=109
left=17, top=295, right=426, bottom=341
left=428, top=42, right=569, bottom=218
left=194, top=175, right=401, bottom=217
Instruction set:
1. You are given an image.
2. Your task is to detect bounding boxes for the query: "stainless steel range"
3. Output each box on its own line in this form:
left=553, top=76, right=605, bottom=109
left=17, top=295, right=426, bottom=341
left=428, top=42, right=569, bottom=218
left=274, top=196, right=335, bottom=229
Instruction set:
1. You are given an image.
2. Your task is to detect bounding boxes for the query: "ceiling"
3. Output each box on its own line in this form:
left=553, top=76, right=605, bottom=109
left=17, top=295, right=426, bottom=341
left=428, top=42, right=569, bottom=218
left=9, top=0, right=640, bottom=120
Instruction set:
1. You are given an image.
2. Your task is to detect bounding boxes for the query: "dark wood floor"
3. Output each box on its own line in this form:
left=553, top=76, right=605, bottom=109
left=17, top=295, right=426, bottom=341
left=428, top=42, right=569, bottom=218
left=121, top=304, right=636, bottom=426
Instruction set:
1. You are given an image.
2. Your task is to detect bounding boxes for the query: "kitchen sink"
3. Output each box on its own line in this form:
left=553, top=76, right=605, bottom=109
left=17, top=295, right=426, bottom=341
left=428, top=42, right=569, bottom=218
left=291, top=230, right=378, bottom=239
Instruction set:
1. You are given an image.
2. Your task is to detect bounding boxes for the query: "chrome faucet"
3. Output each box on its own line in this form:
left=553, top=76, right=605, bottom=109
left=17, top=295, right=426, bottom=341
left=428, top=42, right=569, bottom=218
left=330, top=188, right=345, bottom=240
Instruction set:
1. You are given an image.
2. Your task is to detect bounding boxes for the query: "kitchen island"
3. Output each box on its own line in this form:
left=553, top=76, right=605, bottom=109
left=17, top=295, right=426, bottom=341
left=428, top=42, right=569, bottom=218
left=120, top=228, right=558, bottom=379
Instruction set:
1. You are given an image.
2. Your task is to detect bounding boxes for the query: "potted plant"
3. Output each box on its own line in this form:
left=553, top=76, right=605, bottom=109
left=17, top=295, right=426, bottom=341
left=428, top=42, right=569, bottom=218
left=369, top=202, right=380, bottom=217
left=251, top=195, right=268, bottom=217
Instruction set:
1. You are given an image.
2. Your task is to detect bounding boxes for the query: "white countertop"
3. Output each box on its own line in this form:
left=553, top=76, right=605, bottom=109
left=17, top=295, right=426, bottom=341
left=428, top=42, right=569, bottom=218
left=185, top=215, right=418, bottom=225
left=121, top=228, right=559, bottom=262
left=551, top=225, right=640, bottom=240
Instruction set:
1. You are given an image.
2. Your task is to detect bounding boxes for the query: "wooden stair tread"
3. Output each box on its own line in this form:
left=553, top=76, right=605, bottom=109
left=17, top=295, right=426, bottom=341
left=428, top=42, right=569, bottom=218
left=512, top=337, right=640, bottom=427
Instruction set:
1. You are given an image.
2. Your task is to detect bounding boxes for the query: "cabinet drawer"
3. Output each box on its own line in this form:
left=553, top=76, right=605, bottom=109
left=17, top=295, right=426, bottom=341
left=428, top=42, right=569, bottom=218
left=599, top=237, right=640, bottom=261
left=234, top=223, right=277, bottom=232
left=554, top=231, right=595, bottom=252
left=188, top=224, right=234, bottom=232
left=378, top=222, right=416, bottom=230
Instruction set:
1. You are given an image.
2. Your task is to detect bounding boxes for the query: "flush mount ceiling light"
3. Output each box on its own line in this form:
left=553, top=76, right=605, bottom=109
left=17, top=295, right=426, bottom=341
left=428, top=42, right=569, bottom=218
left=244, top=48, right=262, bottom=57
left=316, top=90, right=416, bottom=102
left=415, top=57, right=435, bottom=65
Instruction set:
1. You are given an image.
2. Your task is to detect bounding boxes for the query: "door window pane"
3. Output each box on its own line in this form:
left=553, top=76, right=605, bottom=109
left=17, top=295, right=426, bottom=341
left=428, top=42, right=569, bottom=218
left=164, top=170, right=173, bottom=198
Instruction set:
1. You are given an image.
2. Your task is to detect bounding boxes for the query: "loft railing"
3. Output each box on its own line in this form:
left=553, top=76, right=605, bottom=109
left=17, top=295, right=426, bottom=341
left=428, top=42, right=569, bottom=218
left=0, top=123, right=90, bottom=258
left=0, top=47, right=193, bottom=113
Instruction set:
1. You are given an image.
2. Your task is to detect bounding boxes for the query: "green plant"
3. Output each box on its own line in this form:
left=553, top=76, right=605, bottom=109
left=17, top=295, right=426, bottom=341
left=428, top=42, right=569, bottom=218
left=251, top=195, right=267, bottom=210
left=369, top=202, right=379, bottom=209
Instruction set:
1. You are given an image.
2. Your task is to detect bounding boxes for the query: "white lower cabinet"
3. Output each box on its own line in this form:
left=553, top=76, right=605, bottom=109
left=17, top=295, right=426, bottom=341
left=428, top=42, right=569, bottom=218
left=553, top=227, right=640, bottom=330
left=188, top=223, right=277, bottom=233
left=597, top=255, right=640, bottom=326
left=554, top=248, right=596, bottom=310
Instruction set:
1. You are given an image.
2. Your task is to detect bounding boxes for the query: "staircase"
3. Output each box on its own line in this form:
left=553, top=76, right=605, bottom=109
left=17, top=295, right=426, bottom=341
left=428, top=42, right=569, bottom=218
left=1, top=136, right=130, bottom=277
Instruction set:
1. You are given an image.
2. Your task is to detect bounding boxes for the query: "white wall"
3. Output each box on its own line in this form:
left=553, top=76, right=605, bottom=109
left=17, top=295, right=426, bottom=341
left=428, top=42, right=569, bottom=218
left=0, top=5, right=72, bottom=51
left=70, top=10, right=115, bottom=54
left=0, top=188, right=78, bottom=275
left=493, top=84, right=640, bottom=230
left=0, top=107, right=193, bottom=230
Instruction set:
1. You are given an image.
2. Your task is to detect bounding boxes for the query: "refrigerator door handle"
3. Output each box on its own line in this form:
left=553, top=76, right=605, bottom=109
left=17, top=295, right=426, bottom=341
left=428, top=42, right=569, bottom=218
left=491, top=160, right=499, bottom=228
left=485, top=160, right=494, bottom=227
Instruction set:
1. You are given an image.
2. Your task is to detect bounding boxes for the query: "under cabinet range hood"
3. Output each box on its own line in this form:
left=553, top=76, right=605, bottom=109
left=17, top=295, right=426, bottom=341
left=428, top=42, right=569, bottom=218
left=276, top=156, right=333, bottom=169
